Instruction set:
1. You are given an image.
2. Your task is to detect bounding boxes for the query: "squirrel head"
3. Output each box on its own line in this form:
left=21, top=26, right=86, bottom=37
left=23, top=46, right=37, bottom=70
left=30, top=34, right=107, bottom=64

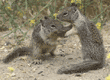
left=40, top=16, right=50, bottom=23
left=57, top=3, right=78, bottom=23
left=40, top=16, right=72, bottom=38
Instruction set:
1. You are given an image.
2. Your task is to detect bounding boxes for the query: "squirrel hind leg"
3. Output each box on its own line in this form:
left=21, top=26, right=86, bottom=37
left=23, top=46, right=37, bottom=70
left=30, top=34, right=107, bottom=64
left=57, top=60, right=103, bottom=74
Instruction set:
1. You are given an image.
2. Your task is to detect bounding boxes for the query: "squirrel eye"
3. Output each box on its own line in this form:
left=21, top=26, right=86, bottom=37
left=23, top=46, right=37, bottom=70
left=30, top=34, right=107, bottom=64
left=63, top=12, right=68, bottom=16
left=51, top=25, right=56, bottom=28
left=44, top=16, right=48, bottom=19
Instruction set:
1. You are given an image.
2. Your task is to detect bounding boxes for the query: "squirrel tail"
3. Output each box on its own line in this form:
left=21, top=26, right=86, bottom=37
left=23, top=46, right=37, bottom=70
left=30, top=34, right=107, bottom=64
left=3, top=47, right=32, bottom=63
left=57, top=59, right=103, bottom=74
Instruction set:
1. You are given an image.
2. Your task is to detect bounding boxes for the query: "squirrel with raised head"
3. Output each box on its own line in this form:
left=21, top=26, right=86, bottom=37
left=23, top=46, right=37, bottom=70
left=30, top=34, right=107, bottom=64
left=57, top=3, right=105, bottom=74
left=3, top=16, right=72, bottom=63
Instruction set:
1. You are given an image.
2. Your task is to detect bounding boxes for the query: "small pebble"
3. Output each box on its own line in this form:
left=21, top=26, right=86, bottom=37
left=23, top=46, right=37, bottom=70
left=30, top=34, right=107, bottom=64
left=11, top=73, right=16, bottom=77
left=4, top=41, right=11, bottom=46
left=28, top=64, right=31, bottom=67
left=4, top=49, right=8, bottom=52
left=38, top=71, right=43, bottom=74
left=33, top=68, right=37, bottom=72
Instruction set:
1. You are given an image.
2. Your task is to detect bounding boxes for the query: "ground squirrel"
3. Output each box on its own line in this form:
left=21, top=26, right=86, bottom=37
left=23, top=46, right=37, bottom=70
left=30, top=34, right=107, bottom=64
left=57, top=3, right=105, bottom=74
left=3, top=16, right=72, bottom=63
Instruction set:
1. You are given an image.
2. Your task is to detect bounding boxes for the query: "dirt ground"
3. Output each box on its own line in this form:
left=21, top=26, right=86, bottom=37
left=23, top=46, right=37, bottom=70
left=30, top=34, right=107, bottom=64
left=0, top=21, right=110, bottom=80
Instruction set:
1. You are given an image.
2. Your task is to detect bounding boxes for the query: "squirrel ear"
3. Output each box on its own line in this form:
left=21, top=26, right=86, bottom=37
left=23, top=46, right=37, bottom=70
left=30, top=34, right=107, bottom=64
left=44, top=16, right=49, bottom=19
left=40, top=20, right=44, bottom=26
left=40, top=19, right=43, bottom=23
left=71, top=3, right=77, bottom=7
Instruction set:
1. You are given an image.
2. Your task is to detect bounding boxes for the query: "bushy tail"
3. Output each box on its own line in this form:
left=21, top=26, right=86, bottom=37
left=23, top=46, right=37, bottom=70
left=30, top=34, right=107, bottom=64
left=57, top=60, right=103, bottom=74
left=3, top=47, right=32, bottom=63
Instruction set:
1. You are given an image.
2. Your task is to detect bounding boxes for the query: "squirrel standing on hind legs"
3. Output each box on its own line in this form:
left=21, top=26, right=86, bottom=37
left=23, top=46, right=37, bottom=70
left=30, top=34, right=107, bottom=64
left=57, top=3, right=105, bottom=74
left=3, top=16, right=72, bottom=64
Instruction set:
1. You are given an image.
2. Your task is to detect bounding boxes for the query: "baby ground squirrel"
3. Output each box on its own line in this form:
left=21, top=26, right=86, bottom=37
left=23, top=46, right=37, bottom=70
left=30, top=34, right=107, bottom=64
left=57, top=3, right=105, bottom=74
left=3, top=16, right=72, bottom=63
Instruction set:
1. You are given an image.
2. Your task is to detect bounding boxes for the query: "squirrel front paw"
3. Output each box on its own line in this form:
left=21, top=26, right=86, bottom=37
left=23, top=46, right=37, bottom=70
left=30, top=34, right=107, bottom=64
left=31, top=59, right=42, bottom=65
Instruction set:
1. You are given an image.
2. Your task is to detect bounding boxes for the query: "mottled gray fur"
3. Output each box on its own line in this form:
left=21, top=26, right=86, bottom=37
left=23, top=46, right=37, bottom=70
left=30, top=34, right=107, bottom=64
left=57, top=3, right=105, bottom=74
left=3, top=16, right=72, bottom=63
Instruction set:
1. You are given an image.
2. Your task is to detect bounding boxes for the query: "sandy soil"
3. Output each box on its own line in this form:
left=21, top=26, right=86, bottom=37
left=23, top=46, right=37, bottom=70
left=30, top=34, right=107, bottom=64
left=0, top=22, right=110, bottom=80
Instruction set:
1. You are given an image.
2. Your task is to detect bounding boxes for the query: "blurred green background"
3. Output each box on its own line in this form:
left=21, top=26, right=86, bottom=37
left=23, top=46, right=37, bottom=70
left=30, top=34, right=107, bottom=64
left=0, top=0, right=110, bottom=43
